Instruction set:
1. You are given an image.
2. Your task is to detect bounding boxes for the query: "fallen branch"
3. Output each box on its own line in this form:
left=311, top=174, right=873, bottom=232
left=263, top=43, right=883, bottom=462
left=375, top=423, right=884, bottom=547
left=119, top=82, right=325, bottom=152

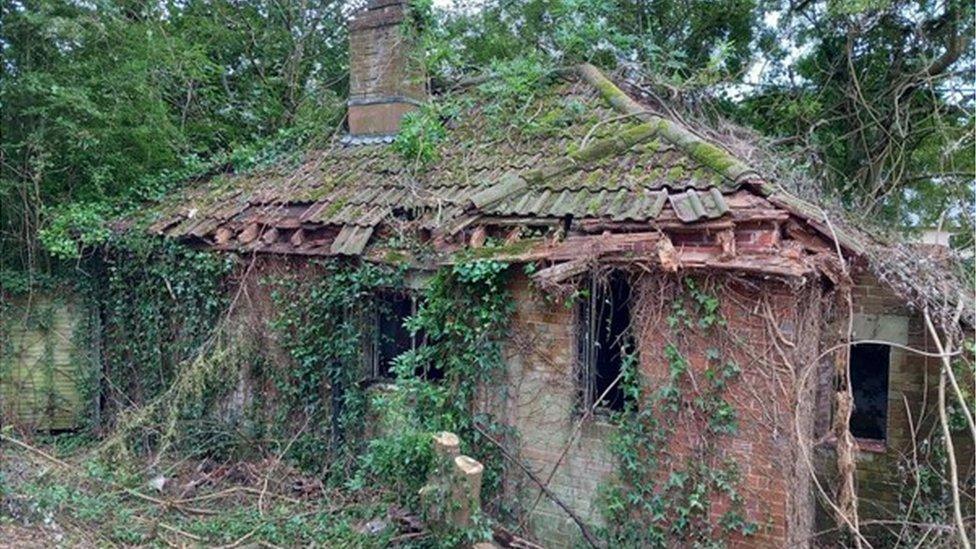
left=493, top=524, right=546, bottom=549
left=173, top=486, right=301, bottom=505
left=158, top=522, right=204, bottom=542
left=1, top=434, right=216, bottom=515
left=925, top=307, right=972, bottom=549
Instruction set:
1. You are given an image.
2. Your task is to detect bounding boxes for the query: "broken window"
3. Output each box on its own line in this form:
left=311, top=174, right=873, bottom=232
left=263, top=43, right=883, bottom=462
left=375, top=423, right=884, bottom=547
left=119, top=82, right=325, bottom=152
left=579, top=272, right=633, bottom=413
left=848, top=343, right=890, bottom=441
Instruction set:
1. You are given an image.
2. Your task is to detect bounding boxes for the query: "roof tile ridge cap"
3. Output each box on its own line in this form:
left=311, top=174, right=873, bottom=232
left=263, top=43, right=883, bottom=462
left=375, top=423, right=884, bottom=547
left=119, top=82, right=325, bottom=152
left=528, top=121, right=659, bottom=181
left=468, top=172, right=528, bottom=210
left=575, top=63, right=761, bottom=186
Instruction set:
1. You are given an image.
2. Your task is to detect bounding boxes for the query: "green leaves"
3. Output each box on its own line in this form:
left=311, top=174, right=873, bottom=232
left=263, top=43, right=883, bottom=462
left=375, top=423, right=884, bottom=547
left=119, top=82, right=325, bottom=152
left=1, top=0, right=348, bottom=272
left=37, top=202, right=112, bottom=259
left=268, top=260, right=404, bottom=473
left=601, top=277, right=755, bottom=545
left=392, top=107, right=447, bottom=167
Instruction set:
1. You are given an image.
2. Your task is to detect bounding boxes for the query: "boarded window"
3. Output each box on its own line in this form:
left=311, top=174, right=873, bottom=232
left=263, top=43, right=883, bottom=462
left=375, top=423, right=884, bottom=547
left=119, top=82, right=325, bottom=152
left=849, top=343, right=890, bottom=440
left=579, top=272, right=632, bottom=413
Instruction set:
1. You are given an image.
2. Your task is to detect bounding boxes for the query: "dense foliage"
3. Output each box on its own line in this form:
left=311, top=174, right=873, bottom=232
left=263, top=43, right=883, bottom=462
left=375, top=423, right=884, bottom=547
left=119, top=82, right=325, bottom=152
left=269, top=260, right=404, bottom=474
left=1, top=0, right=350, bottom=271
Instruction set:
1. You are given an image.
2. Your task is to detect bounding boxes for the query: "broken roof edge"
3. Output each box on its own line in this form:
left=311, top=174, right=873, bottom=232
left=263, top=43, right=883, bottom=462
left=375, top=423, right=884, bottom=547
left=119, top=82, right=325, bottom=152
left=575, top=63, right=878, bottom=257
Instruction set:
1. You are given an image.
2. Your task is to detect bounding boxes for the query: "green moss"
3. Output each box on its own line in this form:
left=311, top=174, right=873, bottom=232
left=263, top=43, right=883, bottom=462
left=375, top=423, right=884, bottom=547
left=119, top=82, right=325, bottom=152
left=382, top=249, right=408, bottom=264
left=587, top=195, right=604, bottom=214
left=688, top=142, right=738, bottom=174
left=294, top=181, right=339, bottom=202
left=568, top=122, right=657, bottom=166
left=322, top=196, right=349, bottom=218
left=588, top=69, right=632, bottom=105
left=667, top=165, right=686, bottom=180
left=585, top=170, right=604, bottom=185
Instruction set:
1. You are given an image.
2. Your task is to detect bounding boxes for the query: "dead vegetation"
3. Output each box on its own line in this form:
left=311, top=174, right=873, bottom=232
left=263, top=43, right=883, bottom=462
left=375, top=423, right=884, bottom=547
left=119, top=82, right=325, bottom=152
left=1, top=428, right=444, bottom=548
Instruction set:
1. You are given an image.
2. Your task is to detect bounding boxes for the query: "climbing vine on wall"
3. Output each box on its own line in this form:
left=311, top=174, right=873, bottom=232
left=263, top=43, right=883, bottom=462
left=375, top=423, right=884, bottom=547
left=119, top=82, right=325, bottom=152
left=93, top=234, right=235, bottom=418
left=268, top=259, right=404, bottom=475
left=356, top=259, right=516, bottom=526
left=265, top=256, right=516, bottom=536
left=600, top=276, right=757, bottom=547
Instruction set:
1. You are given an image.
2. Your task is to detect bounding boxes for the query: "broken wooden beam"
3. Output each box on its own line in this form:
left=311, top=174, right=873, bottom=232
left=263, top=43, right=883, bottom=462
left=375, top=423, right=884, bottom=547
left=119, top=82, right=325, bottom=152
left=531, top=259, right=591, bottom=285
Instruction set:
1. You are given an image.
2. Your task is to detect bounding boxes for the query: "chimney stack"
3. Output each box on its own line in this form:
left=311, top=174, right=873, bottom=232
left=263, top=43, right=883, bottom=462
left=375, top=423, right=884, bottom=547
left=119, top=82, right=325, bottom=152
left=347, top=0, right=426, bottom=136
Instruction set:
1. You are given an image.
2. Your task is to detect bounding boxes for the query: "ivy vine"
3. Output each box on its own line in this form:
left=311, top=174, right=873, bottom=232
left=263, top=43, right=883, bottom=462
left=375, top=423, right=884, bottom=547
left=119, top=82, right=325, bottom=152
left=600, top=277, right=758, bottom=547
left=268, top=259, right=404, bottom=475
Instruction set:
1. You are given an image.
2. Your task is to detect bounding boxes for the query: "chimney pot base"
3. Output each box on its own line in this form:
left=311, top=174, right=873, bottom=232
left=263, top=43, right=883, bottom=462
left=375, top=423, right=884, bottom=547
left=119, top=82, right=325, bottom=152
left=348, top=101, right=419, bottom=136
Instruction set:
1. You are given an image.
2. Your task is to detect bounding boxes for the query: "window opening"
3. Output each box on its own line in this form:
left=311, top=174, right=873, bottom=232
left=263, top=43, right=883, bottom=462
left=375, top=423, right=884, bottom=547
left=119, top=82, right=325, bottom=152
left=580, top=271, right=632, bottom=412
left=372, top=292, right=438, bottom=381
left=848, top=343, right=890, bottom=440
left=375, top=292, right=414, bottom=379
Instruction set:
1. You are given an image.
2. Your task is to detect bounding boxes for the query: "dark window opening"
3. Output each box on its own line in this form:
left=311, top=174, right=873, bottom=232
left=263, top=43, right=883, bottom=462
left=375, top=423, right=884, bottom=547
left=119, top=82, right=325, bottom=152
left=376, top=292, right=414, bottom=378
left=373, top=292, right=438, bottom=381
left=849, top=343, right=890, bottom=440
left=580, top=272, right=633, bottom=413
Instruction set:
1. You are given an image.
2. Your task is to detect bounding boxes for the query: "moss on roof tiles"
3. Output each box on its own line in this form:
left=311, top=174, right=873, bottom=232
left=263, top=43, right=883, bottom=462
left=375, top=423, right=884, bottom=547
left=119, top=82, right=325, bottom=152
left=576, top=63, right=756, bottom=186
left=152, top=66, right=770, bottom=242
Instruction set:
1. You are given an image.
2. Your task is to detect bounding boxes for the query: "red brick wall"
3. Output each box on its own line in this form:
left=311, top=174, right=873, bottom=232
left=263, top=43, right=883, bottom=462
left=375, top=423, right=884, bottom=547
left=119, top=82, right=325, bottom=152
left=502, top=272, right=822, bottom=546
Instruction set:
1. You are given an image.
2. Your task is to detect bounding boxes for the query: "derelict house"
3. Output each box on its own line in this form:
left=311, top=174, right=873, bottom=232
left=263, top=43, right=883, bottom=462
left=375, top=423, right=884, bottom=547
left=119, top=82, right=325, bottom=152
left=8, top=1, right=970, bottom=546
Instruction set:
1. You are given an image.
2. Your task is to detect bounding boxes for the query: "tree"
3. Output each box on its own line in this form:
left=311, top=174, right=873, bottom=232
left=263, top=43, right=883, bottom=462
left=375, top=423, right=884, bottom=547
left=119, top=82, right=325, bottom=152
left=737, top=0, right=974, bottom=233
left=0, top=0, right=350, bottom=270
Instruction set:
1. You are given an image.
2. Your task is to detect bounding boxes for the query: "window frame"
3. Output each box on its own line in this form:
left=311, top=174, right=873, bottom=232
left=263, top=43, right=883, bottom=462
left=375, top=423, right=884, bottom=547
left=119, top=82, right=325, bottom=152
left=577, top=272, right=632, bottom=415
left=841, top=313, right=908, bottom=450
left=368, top=291, right=421, bottom=380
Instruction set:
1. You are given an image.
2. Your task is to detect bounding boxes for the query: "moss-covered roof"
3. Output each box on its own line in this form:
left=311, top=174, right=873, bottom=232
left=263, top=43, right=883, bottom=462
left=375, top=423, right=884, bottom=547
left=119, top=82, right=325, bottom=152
left=149, top=65, right=769, bottom=255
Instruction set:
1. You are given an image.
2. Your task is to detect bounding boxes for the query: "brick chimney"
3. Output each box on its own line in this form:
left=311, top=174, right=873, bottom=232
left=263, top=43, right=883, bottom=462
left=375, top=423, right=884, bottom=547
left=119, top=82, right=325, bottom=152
left=917, top=228, right=953, bottom=259
left=347, top=0, right=426, bottom=136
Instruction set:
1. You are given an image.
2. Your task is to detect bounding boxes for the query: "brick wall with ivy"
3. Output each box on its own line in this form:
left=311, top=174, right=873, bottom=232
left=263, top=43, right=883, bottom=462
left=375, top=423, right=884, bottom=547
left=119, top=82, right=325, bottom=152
left=811, top=272, right=975, bottom=545
left=501, top=271, right=824, bottom=547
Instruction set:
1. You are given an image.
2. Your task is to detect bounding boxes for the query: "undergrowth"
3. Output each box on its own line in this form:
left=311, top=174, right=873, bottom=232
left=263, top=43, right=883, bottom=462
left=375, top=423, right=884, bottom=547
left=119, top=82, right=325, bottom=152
left=1, top=438, right=398, bottom=547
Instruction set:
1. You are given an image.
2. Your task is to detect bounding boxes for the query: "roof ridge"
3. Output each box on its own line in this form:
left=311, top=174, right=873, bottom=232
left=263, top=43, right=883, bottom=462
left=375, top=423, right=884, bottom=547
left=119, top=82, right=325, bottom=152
left=575, top=63, right=758, bottom=185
